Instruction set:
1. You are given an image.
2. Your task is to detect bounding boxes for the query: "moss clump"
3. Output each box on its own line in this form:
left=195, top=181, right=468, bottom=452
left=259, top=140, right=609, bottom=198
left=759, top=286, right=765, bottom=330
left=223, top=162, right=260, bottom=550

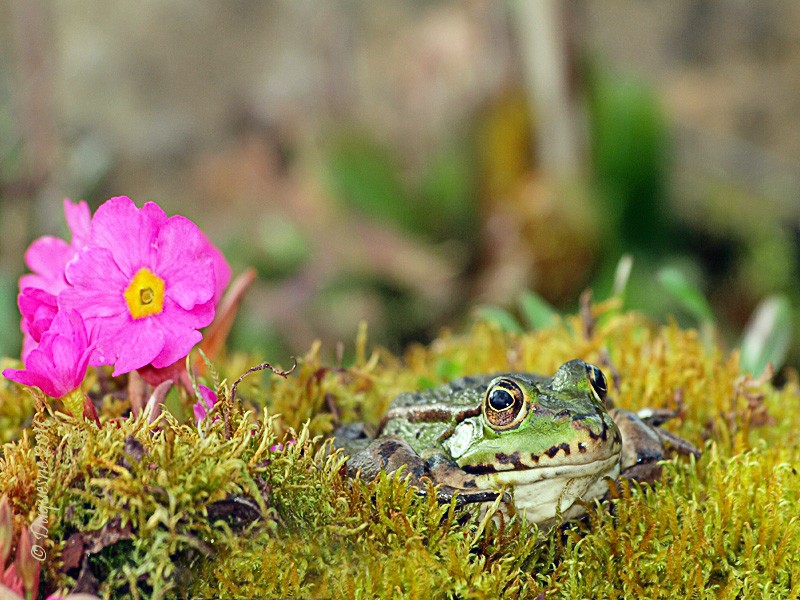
left=1, top=305, right=799, bottom=598
left=0, top=358, right=36, bottom=444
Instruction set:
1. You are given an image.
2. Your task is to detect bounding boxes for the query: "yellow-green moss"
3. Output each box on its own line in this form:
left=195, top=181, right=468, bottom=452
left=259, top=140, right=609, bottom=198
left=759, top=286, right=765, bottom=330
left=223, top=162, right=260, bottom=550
left=1, top=307, right=799, bottom=598
left=0, top=357, right=36, bottom=444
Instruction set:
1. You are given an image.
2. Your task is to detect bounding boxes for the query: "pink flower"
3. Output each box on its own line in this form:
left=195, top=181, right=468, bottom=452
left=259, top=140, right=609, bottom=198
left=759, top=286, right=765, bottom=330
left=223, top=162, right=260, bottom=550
left=203, top=232, right=231, bottom=305
left=19, top=199, right=90, bottom=295
left=3, top=309, right=94, bottom=399
left=193, top=384, right=218, bottom=423
left=18, top=287, right=58, bottom=361
left=270, top=440, right=296, bottom=452
left=19, top=288, right=58, bottom=342
left=17, top=199, right=91, bottom=357
left=58, top=197, right=217, bottom=375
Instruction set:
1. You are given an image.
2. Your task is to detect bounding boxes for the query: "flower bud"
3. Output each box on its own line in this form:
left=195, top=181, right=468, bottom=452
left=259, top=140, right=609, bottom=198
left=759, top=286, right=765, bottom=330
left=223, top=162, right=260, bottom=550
left=0, top=496, right=12, bottom=566
left=16, top=520, right=42, bottom=600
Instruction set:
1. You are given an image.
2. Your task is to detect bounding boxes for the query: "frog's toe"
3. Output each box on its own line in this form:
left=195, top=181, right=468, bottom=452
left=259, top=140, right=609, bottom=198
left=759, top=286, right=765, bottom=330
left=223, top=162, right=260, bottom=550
left=436, top=487, right=508, bottom=507
left=654, top=426, right=701, bottom=460
left=611, top=407, right=700, bottom=484
left=619, top=462, right=665, bottom=484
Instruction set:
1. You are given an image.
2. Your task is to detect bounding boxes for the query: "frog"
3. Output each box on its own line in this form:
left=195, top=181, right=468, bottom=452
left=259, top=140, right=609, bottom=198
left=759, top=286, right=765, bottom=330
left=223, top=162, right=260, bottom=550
left=334, top=359, right=699, bottom=527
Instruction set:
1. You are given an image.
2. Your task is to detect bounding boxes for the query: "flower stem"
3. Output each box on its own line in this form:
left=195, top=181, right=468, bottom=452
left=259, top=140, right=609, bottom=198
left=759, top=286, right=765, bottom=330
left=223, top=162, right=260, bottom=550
left=60, top=389, right=101, bottom=426
left=61, top=388, right=85, bottom=419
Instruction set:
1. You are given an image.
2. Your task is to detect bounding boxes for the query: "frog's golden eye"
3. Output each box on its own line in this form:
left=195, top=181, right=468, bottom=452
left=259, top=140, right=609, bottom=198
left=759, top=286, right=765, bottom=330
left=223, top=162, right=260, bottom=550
left=483, top=378, right=528, bottom=430
left=585, top=364, right=608, bottom=403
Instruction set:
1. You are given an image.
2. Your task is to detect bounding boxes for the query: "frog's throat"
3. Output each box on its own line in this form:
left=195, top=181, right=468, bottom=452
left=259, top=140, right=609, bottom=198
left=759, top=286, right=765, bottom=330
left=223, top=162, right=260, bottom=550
left=503, top=458, right=622, bottom=526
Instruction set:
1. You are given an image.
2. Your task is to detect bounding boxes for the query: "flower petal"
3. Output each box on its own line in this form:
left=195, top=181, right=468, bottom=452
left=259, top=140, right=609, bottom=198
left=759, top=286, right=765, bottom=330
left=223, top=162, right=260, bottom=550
left=193, top=401, right=207, bottom=422
left=61, top=247, right=129, bottom=318
left=18, top=288, right=58, bottom=342
left=108, top=318, right=166, bottom=376
left=193, top=385, right=218, bottom=424
left=202, top=233, right=231, bottom=304
left=83, top=312, right=130, bottom=366
left=46, top=335, right=82, bottom=397
left=3, top=367, right=59, bottom=398
left=21, top=236, right=72, bottom=294
left=148, top=298, right=212, bottom=368
left=156, top=216, right=215, bottom=309
left=6, top=303, right=94, bottom=396
left=21, top=330, right=38, bottom=363
left=198, top=385, right=217, bottom=409
left=64, top=198, right=91, bottom=248
left=90, top=197, right=166, bottom=277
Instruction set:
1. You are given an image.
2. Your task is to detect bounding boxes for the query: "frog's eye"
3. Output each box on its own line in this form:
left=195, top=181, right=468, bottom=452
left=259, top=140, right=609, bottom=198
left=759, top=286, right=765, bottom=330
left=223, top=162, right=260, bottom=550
left=483, top=378, right=528, bottom=430
left=585, top=364, right=608, bottom=403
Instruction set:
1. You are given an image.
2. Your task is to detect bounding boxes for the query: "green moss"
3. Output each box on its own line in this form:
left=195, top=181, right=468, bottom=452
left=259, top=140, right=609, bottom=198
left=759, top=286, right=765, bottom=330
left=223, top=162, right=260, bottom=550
left=0, top=357, right=36, bottom=443
left=1, top=306, right=799, bottom=598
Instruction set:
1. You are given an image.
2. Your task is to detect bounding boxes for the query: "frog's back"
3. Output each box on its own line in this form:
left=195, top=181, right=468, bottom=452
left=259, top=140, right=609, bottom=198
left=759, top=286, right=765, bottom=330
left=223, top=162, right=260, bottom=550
left=390, top=375, right=490, bottom=410
left=391, top=373, right=551, bottom=411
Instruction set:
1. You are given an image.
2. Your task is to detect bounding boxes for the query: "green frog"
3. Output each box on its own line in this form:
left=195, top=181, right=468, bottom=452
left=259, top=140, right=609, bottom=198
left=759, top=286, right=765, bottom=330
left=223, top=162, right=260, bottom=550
left=335, top=359, right=698, bottom=527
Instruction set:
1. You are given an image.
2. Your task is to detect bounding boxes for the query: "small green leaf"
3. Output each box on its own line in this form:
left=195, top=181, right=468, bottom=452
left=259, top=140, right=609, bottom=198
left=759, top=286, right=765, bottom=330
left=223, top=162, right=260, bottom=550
left=739, top=295, right=792, bottom=376
left=325, top=134, right=411, bottom=231
left=518, top=290, right=558, bottom=330
left=611, top=254, right=634, bottom=298
left=474, top=306, right=523, bottom=333
left=416, top=376, right=435, bottom=390
left=657, top=267, right=714, bottom=325
left=434, top=358, right=462, bottom=381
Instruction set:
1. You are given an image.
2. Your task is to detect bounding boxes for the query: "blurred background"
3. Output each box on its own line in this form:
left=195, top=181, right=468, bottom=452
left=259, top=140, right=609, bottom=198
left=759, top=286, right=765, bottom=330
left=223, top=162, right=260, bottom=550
left=1, top=0, right=799, bottom=372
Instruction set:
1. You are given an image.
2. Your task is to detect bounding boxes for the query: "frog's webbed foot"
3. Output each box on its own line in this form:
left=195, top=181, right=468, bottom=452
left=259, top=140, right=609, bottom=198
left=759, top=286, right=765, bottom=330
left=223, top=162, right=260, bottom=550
left=629, top=407, right=701, bottom=458
left=633, top=406, right=686, bottom=428
left=610, top=407, right=700, bottom=484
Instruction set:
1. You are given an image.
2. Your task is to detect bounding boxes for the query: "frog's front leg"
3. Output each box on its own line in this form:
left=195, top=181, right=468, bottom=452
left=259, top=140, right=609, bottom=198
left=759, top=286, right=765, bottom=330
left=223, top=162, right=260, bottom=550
left=610, top=408, right=700, bottom=484
left=344, top=436, right=507, bottom=507
left=343, top=436, right=428, bottom=482
left=423, top=452, right=510, bottom=506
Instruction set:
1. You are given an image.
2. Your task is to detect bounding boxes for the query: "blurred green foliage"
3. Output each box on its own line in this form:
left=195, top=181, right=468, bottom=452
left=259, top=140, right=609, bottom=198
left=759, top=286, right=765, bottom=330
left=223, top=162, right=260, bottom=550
left=739, top=296, right=792, bottom=376
left=0, top=89, right=23, bottom=358
left=1, top=64, right=799, bottom=376
left=325, top=132, right=478, bottom=243
left=230, top=215, right=310, bottom=281
left=326, top=134, right=410, bottom=229
left=0, top=275, right=17, bottom=357
left=656, top=266, right=715, bottom=325
left=588, top=70, right=672, bottom=253
left=480, top=267, right=791, bottom=378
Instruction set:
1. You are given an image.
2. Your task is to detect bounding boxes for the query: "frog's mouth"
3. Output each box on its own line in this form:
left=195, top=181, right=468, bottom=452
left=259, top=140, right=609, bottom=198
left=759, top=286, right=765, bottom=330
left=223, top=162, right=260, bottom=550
left=461, top=452, right=621, bottom=487
left=458, top=437, right=622, bottom=482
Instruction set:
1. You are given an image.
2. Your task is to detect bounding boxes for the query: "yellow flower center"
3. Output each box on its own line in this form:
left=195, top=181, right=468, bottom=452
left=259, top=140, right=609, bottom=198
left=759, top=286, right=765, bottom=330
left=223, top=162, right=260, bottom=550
left=124, top=267, right=165, bottom=319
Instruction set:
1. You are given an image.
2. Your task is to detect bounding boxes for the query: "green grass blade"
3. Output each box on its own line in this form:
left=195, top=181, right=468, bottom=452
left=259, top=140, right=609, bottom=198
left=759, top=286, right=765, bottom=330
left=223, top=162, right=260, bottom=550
left=518, top=290, right=558, bottom=330
left=739, top=295, right=792, bottom=376
left=657, top=266, right=714, bottom=325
